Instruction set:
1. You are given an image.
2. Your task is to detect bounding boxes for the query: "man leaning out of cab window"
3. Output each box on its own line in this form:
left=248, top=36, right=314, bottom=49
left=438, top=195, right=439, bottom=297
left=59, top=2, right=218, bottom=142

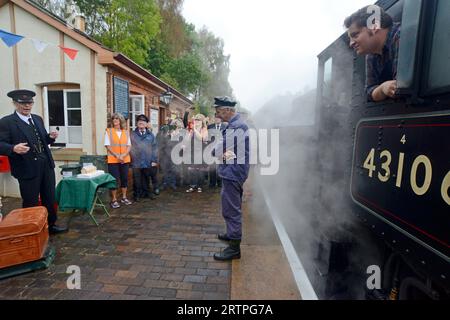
left=345, top=5, right=401, bottom=102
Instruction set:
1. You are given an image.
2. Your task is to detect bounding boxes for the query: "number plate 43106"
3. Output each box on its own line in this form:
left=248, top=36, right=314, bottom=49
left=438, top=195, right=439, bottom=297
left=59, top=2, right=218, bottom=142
left=351, top=113, right=450, bottom=255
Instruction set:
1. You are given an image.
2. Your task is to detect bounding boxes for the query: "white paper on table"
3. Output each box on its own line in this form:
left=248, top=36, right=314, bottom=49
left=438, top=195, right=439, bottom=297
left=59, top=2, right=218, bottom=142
left=77, top=170, right=105, bottom=179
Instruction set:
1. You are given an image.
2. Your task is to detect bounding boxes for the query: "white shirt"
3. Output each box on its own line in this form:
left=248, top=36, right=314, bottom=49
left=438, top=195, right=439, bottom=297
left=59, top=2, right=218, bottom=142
left=16, top=111, right=34, bottom=125
left=104, top=129, right=131, bottom=146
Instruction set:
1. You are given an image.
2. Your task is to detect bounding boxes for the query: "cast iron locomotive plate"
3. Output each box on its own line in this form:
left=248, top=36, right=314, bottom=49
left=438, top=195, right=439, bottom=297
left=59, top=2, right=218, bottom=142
left=351, top=113, right=450, bottom=259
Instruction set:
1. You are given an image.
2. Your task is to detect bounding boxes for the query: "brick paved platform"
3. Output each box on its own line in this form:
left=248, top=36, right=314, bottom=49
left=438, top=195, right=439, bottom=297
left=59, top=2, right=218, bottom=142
left=0, top=188, right=231, bottom=300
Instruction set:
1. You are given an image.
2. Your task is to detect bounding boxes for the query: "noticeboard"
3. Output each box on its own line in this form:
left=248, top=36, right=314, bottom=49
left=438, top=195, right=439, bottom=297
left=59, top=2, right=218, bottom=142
left=113, top=77, right=129, bottom=119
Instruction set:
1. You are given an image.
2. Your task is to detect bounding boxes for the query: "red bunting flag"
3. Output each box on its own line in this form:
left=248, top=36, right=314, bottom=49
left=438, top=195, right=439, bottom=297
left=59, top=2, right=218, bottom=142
left=59, top=45, right=79, bottom=60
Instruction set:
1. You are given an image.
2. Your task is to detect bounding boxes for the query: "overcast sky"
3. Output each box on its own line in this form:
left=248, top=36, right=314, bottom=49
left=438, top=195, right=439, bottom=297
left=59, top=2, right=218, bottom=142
left=183, top=0, right=370, bottom=112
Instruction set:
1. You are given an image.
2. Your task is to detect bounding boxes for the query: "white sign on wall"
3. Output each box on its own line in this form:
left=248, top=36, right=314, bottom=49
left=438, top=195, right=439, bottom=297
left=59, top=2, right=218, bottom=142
left=151, top=109, right=159, bottom=135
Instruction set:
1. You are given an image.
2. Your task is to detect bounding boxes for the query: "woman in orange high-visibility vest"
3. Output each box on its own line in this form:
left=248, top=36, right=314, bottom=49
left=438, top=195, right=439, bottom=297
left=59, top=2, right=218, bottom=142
left=105, top=113, right=132, bottom=209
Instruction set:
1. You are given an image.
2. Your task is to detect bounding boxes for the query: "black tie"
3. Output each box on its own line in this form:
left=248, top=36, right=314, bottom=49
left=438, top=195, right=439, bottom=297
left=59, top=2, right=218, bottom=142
left=28, top=118, right=35, bottom=127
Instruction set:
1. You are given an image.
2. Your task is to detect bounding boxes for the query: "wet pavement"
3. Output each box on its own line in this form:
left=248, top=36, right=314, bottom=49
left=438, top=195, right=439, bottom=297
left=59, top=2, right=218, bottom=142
left=0, top=187, right=231, bottom=300
left=231, top=185, right=301, bottom=300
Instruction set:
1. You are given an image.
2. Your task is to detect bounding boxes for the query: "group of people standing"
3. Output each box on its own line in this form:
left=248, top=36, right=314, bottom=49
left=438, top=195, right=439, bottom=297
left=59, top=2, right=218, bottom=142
left=0, top=90, right=250, bottom=262
left=104, top=108, right=226, bottom=208
left=156, top=110, right=225, bottom=194
left=103, top=96, right=251, bottom=261
left=105, top=113, right=159, bottom=208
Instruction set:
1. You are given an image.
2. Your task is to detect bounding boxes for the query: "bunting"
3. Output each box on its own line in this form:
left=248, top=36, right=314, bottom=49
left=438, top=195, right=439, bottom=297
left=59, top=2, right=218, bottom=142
left=0, top=29, right=79, bottom=61
left=31, top=38, right=49, bottom=53
left=0, top=29, right=24, bottom=47
left=59, top=45, right=79, bottom=60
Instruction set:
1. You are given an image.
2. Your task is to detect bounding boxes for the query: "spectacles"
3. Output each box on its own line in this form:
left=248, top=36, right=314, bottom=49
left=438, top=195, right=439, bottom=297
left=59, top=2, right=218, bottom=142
left=17, top=102, right=34, bottom=106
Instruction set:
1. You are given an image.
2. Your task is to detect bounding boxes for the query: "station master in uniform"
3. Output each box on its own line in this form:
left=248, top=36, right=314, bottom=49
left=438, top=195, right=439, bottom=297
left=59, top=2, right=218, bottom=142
left=213, top=96, right=250, bottom=261
left=0, top=90, right=68, bottom=235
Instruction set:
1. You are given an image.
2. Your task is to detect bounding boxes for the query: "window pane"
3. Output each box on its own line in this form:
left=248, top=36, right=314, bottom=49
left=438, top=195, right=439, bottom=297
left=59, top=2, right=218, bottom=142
left=48, top=91, right=64, bottom=126
left=322, top=57, right=333, bottom=100
left=428, top=0, right=450, bottom=91
left=131, top=97, right=143, bottom=113
left=68, top=110, right=82, bottom=126
left=151, top=109, right=159, bottom=135
left=67, top=92, right=81, bottom=109
left=396, top=0, right=419, bottom=89
left=68, top=127, right=82, bottom=144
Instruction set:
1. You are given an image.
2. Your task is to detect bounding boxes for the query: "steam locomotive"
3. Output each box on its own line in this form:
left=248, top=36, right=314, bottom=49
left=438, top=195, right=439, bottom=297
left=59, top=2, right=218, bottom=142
left=311, top=0, right=449, bottom=299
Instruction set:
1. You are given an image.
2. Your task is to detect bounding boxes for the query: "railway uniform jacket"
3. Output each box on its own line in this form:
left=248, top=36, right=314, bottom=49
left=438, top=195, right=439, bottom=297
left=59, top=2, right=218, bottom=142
left=214, top=113, right=250, bottom=185
left=0, top=112, right=55, bottom=180
left=130, top=128, right=158, bottom=168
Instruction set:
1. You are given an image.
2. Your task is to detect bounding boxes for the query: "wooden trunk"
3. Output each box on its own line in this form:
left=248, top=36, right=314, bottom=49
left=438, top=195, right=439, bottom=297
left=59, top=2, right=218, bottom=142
left=0, top=207, right=49, bottom=269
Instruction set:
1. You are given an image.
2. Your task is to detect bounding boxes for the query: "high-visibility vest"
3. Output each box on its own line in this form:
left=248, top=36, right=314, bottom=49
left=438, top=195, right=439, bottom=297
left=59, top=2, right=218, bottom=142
left=106, top=128, right=131, bottom=164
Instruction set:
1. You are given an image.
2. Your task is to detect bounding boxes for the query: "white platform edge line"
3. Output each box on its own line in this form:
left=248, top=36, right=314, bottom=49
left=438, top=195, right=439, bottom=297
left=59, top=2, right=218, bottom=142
left=261, top=189, right=318, bottom=300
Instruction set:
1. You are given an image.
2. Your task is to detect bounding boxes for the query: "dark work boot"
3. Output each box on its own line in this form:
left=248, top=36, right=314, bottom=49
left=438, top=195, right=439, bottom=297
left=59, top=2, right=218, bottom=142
left=217, top=233, right=231, bottom=242
left=214, top=240, right=241, bottom=261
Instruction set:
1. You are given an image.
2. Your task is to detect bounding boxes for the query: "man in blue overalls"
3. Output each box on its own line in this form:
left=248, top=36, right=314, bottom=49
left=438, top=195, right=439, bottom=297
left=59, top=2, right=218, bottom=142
left=212, top=97, right=250, bottom=261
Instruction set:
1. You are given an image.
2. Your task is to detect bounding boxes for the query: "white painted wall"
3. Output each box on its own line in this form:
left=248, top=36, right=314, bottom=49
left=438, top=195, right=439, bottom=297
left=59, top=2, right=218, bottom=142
left=0, top=5, right=16, bottom=114
left=0, top=4, right=109, bottom=197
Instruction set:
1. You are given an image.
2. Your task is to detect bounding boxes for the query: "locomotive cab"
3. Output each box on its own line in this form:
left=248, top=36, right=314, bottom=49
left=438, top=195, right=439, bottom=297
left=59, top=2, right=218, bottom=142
left=314, top=0, right=449, bottom=299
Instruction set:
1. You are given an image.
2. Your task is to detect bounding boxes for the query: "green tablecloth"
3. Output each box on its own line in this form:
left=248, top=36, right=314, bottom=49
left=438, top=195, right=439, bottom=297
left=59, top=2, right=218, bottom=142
left=56, top=173, right=117, bottom=211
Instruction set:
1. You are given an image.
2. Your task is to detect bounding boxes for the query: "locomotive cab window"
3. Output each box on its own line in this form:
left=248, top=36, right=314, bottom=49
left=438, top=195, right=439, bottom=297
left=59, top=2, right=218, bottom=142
left=322, top=57, right=333, bottom=102
left=395, top=0, right=422, bottom=94
left=422, top=0, right=450, bottom=96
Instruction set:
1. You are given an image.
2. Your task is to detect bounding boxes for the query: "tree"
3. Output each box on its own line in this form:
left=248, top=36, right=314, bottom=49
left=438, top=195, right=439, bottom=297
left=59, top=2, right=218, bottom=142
left=146, top=38, right=171, bottom=78
left=195, top=27, right=233, bottom=109
left=72, top=0, right=109, bottom=35
left=146, top=16, right=208, bottom=96
left=32, top=0, right=235, bottom=111
left=165, top=53, right=206, bottom=95
left=34, top=0, right=161, bottom=66
left=34, top=0, right=80, bottom=20
left=94, top=0, right=161, bottom=66
left=156, top=0, right=191, bottom=57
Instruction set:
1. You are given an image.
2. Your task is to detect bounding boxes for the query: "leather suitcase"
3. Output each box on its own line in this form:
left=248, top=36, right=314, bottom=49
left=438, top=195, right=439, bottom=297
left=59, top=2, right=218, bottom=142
left=0, top=207, right=49, bottom=269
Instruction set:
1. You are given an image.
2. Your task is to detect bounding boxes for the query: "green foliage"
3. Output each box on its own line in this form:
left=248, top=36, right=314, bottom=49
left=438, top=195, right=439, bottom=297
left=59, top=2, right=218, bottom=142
left=72, top=0, right=109, bottom=35
left=156, top=0, right=191, bottom=58
left=94, top=0, right=161, bottom=66
left=32, top=0, right=235, bottom=110
left=159, top=72, right=179, bottom=90
left=166, top=53, right=206, bottom=95
left=146, top=39, right=171, bottom=77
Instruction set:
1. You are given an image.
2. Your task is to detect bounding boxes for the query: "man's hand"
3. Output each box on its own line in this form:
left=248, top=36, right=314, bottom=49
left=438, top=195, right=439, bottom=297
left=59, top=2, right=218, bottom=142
left=13, top=143, right=30, bottom=155
left=224, top=150, right=236, bottom=161
left=381, top=80, right=397, bottom=98
left=151, top=162, right=158, bottom=167
left=49, top=131, right=59, bottom=140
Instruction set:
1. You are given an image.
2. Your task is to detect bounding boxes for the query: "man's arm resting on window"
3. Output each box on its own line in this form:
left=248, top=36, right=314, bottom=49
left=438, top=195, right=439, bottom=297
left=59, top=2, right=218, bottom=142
left=370, top=80, right=397, bottom=102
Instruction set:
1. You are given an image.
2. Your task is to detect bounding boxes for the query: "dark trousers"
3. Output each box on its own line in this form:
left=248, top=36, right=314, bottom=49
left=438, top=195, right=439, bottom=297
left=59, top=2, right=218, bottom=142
left=133, top=167, right=158, bottom=198
left=161, top=159, right=176, bottom=188
left=221, top=179, right=244, bottom=240
left=188, top=166, right=205, bottom=188
left=108, top=163, right=130, bottom=188
left=18, top=154, right=57, bottom=226
left=209, top=164, right=222, bottom=187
